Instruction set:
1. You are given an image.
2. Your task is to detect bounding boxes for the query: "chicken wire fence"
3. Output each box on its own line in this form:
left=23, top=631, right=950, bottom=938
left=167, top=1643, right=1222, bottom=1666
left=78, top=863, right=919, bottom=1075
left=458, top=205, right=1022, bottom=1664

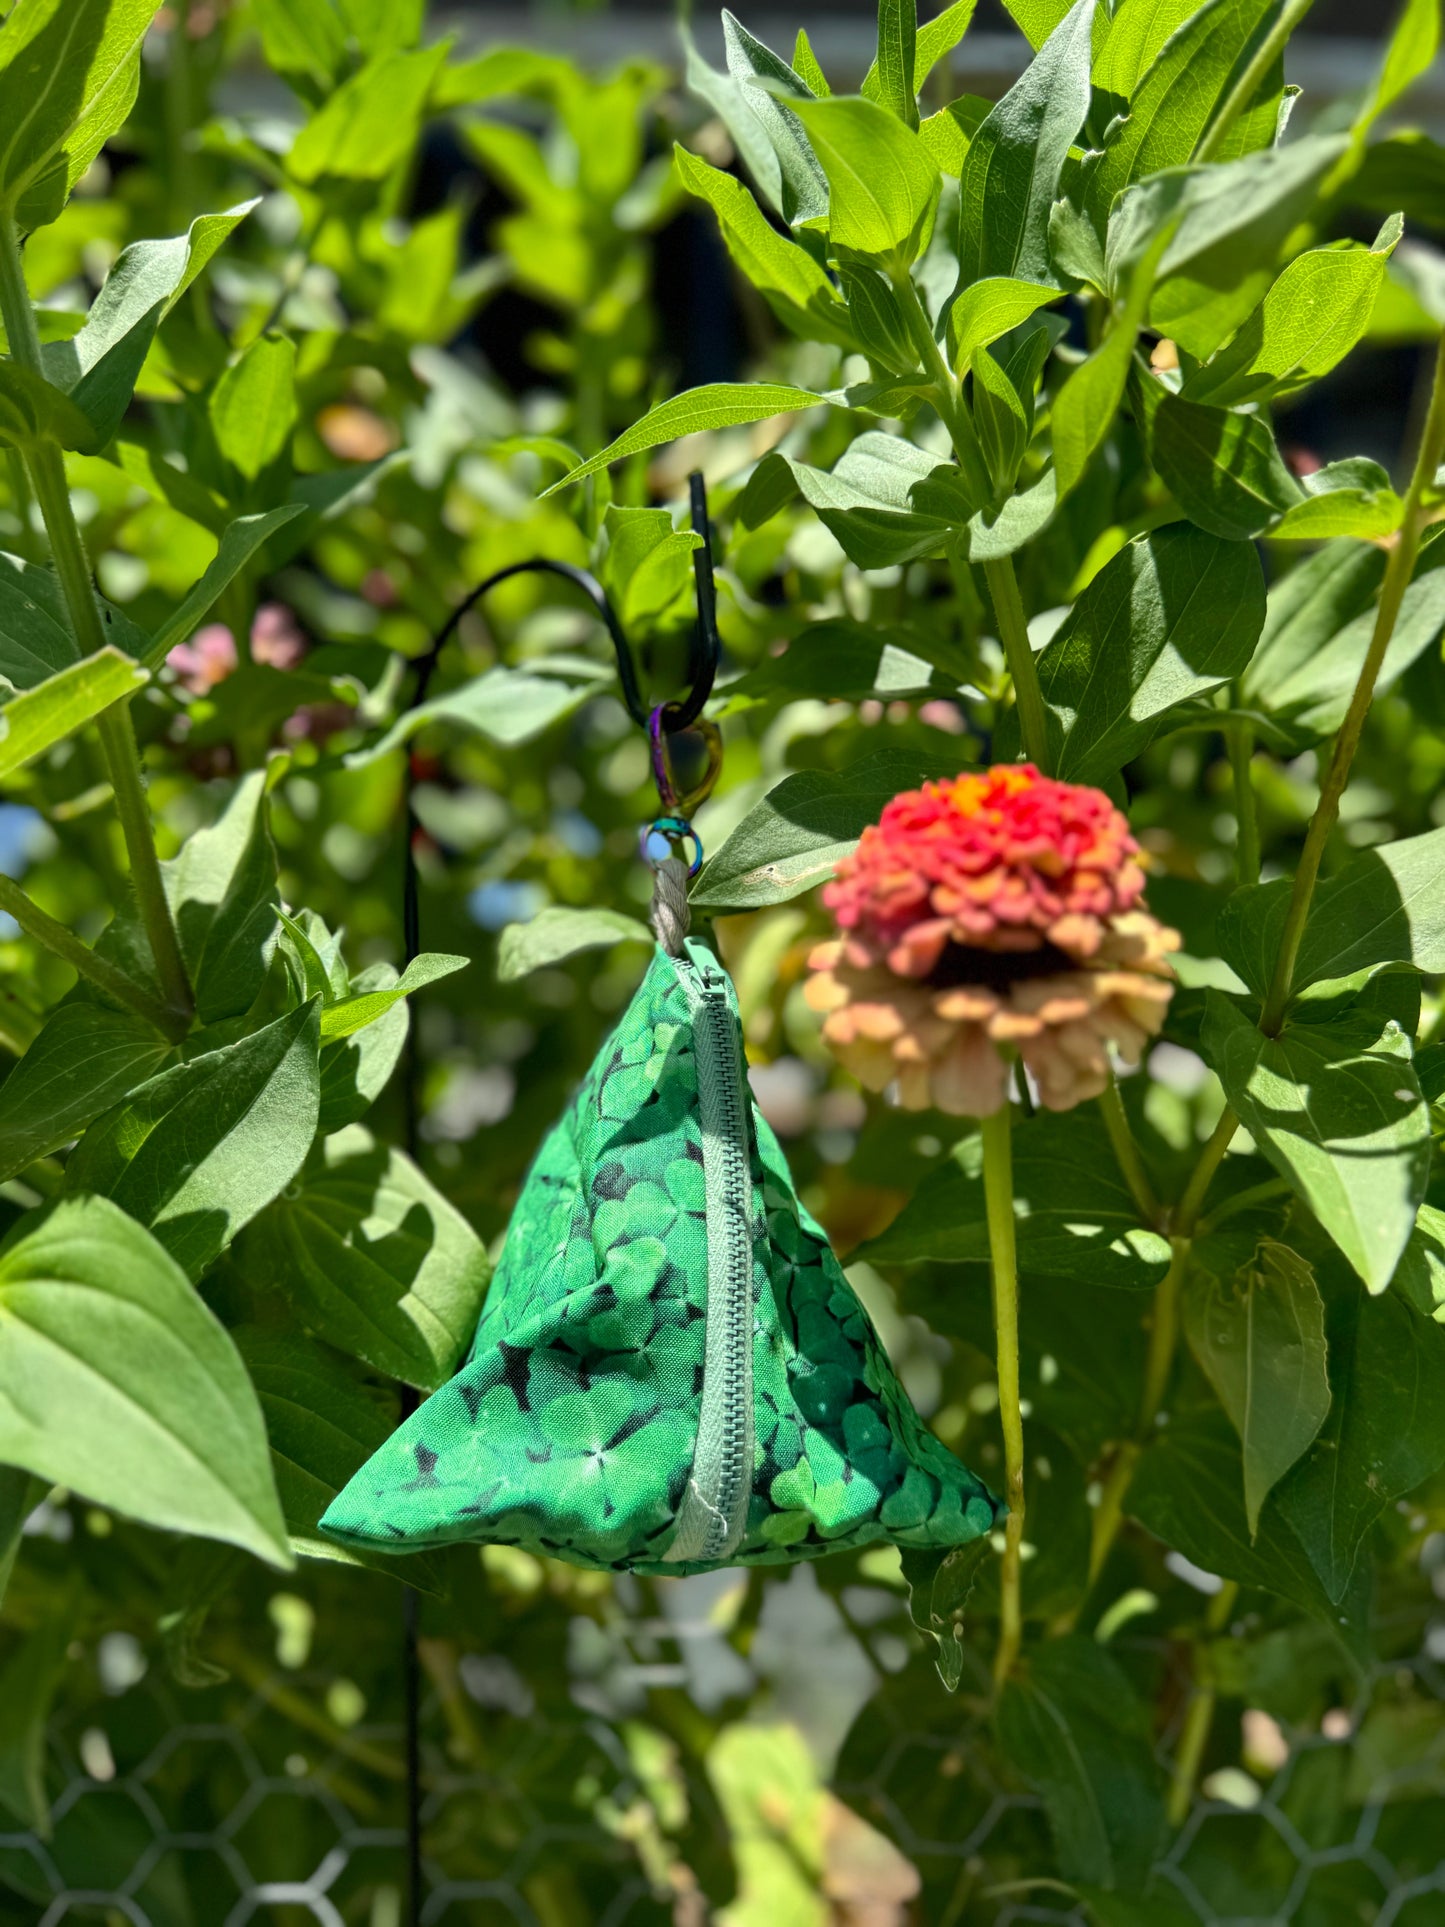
left=3, top=1539, right=1444, bottom=1927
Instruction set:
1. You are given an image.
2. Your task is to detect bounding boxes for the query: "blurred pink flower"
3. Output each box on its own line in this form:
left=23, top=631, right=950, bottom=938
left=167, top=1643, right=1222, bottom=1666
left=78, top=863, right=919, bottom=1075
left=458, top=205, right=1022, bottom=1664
left=166, top=623, right=236, bottom=694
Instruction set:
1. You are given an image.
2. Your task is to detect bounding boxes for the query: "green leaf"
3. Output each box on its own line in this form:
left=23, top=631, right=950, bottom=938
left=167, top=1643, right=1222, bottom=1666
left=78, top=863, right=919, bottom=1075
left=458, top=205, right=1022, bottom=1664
left=350, top=658, right=611, bottom=768
left=968, top=466, right=1058, bottom=559
left=65, top=1001, right=322, bottom=1280
left=915, top=0, right=979, bottom=89
left=723, top=617, right=963, bottom=709
left=1128, top=1403, right=1368, bottom=1634
left=720, top=11, right=824, bottom=223
left=1034, top=523, right=1265, bottom=782
left=1182, top=218, right=1404, bottom=408
left=948, top=275, right=1061, bottom=371
left=1242, top=530, right=1445, bottom=741
left=0, top=1612, right=70, bottom=1833
left=1240, top=537, right=1385, bottom=726
left=1396, top=1203, right=1445, bottom=1325
left=862, top=1112, right=1172, bottom=1287
left=838, top=263, right=918, bottom=373
left=0, top=0, right=160, bottom=233
left=957, top=0, right=1095, bottom=286
left=1002, top=0, right=1076, bottom=50
left=0, top=645, right=147, bottom=778
left=746, top=433, right=977, bottom=569
left=146, top=506, right=306, bottom=667
left=1086, top=0, right=1280, bottom=221
left=163, top=770, right=280, bottom=1026
left=234, top=1327, right=446, bottom=1591
left=788, top=95, right=940, bottom=263
left=792, top=26, right=830, bottom=97
left=542, top=383, right=825, bottom=495
left=997, top=1636, right=1164, bottom=1891
left=317, top=962, right=410, bottom=1134
left=1092, top=0, right=1199, bottom=99
left=0, top=1004, right=172, bottom=1180
left=868, top=0, right=919, bottom=127
left=209, top=335, right=297, bottom=484
left=0, top=552, right=142, bottom=693
left=40, top=202, right=257, bottom=447
left=1268, top=458, right=1404, bottom=543
left=236, top=1126, right=491, bottom=1391
left=682, top=26, right=786, bottom=219
left=599, top=504, right=704, bottom=629
left=497, top=907, right=651, bottom=983
left=918, top=93, right=990, bottom=176
left=1152, top=394, right=1304, bottom=540
left=1276, top=1284, right=1445, bottom=1603
left=1293, top=823, right=1445, bottom=988
left=0, top=1195, right=291, bottom=1566
left=1143, top=135, right=1349, bottom=359
left=900, top=1538, right=990, bottom=1689
left=1203, top=994, right=1432, bottom=1294
left=972, top=344, right=1030, bottom=493
left=673, top=145, right=853, bottom=347
left=288, top=43, right=448, bottom=183
left=252, top=0, right=347, bottom=95
left=689, top=745, right=962, bottom=911
left=1183, top=1239, right=1331, bottom=1538
left=0, top=1466, right=40, bottom=1611
left=0, top=360, right=107, bottom=452
left=319, top=951, right=469, bottom=1040
left=1357, top=0, right=1440, bottom=134
left=721, top=12, right=828, bottom=227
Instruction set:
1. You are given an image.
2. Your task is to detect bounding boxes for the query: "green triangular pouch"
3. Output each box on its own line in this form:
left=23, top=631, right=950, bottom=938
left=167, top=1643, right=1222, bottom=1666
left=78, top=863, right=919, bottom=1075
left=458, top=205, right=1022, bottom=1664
left=321, top=940, right=999, bottom=1574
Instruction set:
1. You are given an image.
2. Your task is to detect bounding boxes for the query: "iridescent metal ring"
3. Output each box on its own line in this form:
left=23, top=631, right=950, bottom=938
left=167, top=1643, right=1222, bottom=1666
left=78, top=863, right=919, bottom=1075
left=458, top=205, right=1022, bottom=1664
left=639, top=814, right=704, bottom=877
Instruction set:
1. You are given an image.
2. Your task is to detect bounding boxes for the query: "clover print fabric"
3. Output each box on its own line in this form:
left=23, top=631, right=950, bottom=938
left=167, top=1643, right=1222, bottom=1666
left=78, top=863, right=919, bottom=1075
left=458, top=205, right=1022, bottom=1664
left=322, top=942, right=999, bottom=1574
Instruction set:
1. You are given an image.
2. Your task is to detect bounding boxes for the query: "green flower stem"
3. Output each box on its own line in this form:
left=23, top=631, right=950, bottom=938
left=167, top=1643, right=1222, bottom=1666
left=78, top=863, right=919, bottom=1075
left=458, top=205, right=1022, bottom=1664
left=1191, top=0, right=1315, bottom=164
left=1138, top=1237, right=1186, bottom=1431
left=889, top=265, right=992, bottom=501
left=0, top=875, right=187, bottom=1040
left=1261, top=334, right=1445, bottom=1036
left=981, top=1100, right=1025, bottom=1689
left=982, top=554, right=1051, bottom=771
left=0, top=213, right=193, bottom=1032
left=1166, top=1580, right=1239, bottom=1827
left=1099, top=1072, right=1161, bottom=1225
left=1229, top=721, right=1261, bottom=888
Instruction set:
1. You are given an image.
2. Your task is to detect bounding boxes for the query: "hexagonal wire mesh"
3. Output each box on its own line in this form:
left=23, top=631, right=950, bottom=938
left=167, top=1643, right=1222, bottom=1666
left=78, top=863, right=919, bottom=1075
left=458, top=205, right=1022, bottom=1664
left=3, top=1548, right=1442, bottom=1927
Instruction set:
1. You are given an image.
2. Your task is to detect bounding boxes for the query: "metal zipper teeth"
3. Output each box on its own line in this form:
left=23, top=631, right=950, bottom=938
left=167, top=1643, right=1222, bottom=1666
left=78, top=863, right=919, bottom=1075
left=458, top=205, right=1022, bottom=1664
left=663, top=964, right=755, bottom=1564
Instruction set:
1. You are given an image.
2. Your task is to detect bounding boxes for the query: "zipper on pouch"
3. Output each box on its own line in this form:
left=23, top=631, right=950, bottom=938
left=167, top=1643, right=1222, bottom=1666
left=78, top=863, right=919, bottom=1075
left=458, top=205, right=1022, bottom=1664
left=664, top=953, right=755, bottom=1564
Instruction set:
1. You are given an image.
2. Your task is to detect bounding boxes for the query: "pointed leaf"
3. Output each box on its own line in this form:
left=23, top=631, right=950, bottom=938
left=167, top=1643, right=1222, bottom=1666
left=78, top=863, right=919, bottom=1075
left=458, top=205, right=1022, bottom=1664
left=65, top=1001, right=322, bottom=1279
left=542, top=383, right=825, bottom=495
left=789, top=94, right=940, bottom=263
left=147, top=506, right=306, bottom=666
left=0, top=646, right=147, bottom=778
left=320, top=951, right=469, bottom=1040
left=1203, top=994, right=1432, bottom=1294
left=0, top=1004, right=172, bottom=1180
left=1276, top=1283, right=1445, bottom=1602
left=1152, top=394, right=1304, bottom=540
left=497, top=907, right=651, bottom=983
left=209, top=335, right=297, bottom=483
left=234, top=1127, right=491, bottom=1391
left=0, top=1195, right=291, bottom=1565
left=288, top=43, right=448, bottom=183
left=1183, top=1240, right=1331, bottom=1537
left=957, top=0, right=1095, bottom=286
left=163, top=770, right=281, bottom=1025
left=722, top=12, right=828, bottom=226
left=1035, top=524, right=1266, bottom=782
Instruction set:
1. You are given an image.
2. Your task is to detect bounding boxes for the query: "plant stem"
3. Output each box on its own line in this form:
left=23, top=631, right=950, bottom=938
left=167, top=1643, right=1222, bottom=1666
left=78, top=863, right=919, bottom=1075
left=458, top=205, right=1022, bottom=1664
left=1192, top=0, right=1316, bottom=164
left=1260, top=332, right=1445, bottom=1036
left=1139, top=1238, right=1186, bottom=1431
left=1229, top=722, right=1260, bottom=888
left=1166, top=1580, right=1239, bottom=1827
left=1099, top=1072, right=1161, bottom=1224
left=1175, top=1106, right=1240, bottom=1235
left=890, top=265, right=993, bottom=503
left=0, top=876, right=187, bottom=1039
left=982, top=554, right=1051, bottom=770
left=0, top=213, right=193, bottom=1031
left=981, top=1100, right=1025, bottom=1689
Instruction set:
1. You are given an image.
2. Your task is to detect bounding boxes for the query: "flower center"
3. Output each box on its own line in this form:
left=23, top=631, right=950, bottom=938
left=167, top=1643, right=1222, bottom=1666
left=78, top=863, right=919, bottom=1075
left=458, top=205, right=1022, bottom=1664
left=926, top=936, right=1077, bottom=991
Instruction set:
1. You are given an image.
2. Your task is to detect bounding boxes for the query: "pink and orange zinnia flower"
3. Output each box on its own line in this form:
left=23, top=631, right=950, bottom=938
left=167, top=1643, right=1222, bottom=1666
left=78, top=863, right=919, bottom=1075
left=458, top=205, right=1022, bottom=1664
left=806, top=766, right=1179, bottom=1117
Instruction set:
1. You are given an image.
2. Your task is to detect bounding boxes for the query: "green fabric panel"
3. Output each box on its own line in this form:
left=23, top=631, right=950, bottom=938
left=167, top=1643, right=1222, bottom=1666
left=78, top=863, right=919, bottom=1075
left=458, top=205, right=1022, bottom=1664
left=321, top=942, right=999, bottom=1573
